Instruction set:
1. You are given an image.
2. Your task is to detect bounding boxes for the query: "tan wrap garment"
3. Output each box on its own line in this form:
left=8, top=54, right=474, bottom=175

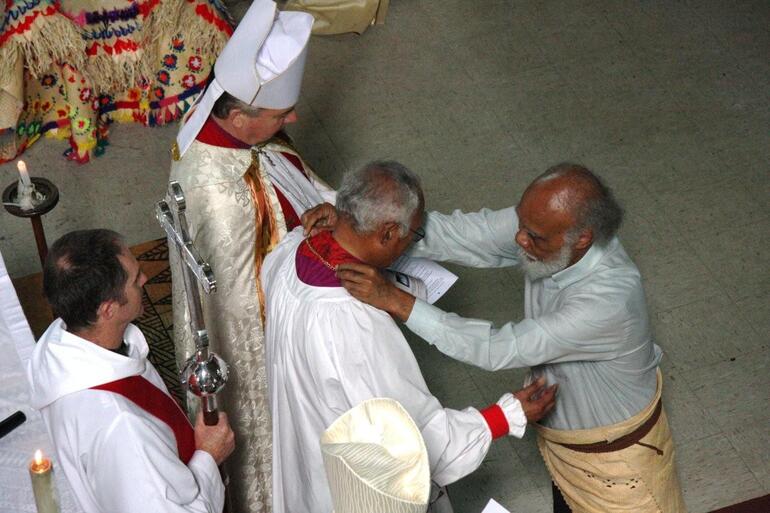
left=168, top=136, right=331, bottom=513
left=536, top=370, right=686, bottom=513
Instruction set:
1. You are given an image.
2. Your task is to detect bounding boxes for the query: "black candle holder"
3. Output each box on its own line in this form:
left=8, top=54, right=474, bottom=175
left=3, top=177, right=60, bottom=267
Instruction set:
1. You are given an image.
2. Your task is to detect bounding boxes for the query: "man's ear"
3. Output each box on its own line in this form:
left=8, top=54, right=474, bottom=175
left=379, top=222, right=400, bottom=245
left=574, top=228, right=593, bottom=250
left=97, top=300, right=115, bottom=321
left=229, top=109, right=244, bottom=129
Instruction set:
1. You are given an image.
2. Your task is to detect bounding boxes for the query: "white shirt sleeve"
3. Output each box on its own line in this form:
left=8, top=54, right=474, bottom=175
left=89, top=411, right=225, bottom=513
left=406, top=290, right=633, bottom=371
left=310, top=304, right=504, bottom=486
left=497, top=393, right=527, bottom=438
left=408, top=207, right=521, bottom=268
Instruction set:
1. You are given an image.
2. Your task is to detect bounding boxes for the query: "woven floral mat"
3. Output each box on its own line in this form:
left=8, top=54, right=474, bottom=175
left=130, top=238, right=182, bottom=403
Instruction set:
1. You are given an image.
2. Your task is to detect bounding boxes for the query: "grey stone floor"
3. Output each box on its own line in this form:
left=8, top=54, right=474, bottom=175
left=1, top=1, right=768, bottom=511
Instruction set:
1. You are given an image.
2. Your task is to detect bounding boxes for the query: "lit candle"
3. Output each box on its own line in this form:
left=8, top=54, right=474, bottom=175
left=15, top=160, right=37, bottom=210
left=29, top=449, right=59, bottom=513
left=17, top=160, right=31, bottom=186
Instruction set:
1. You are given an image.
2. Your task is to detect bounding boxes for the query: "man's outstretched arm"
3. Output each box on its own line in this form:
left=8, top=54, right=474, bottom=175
left=409, top=207, right=522, bottom=268
left=337, top=262, right=625, bottom=370
left=302, top=203, right=522, bottom=268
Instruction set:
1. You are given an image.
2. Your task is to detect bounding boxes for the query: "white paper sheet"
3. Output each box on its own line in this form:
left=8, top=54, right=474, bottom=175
left=387, top=256, right=458, bottom=304
left=481, top=498, right=512, bottom=513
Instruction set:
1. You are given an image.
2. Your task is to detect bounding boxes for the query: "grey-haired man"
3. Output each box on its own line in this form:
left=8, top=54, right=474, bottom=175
left=263, top=161, right=557, bottom=513
left=303, top=163, right=687, bottom=513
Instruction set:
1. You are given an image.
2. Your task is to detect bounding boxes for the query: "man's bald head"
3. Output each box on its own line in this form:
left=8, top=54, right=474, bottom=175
left=526, top=163, right=623, bottom=246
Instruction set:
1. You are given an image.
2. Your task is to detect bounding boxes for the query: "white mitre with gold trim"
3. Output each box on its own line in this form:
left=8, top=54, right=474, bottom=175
left=176, top=0, right=313, bottom=157
left=321, top=398, right=430, bottom=513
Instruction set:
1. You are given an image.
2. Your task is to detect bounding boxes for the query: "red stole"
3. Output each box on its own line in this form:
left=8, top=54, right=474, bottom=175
left=296, top=231, right=362, bottom=286
left=298, top=231, right=362, bottom=268
left=91, top=376, right=196, bottom=464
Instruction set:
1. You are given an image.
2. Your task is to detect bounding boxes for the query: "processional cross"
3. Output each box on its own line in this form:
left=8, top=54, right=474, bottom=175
left=156, top=182, right=228, bottom=425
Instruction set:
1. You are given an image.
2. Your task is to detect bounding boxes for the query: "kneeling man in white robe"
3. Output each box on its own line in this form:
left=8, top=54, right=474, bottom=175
left=262, top=161, right=558, bottom=513
left=27, top=229, right=235, bottom=513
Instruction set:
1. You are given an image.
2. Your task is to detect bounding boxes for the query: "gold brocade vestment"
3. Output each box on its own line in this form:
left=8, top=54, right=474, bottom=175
left=168, top=137, right=332, bottom=513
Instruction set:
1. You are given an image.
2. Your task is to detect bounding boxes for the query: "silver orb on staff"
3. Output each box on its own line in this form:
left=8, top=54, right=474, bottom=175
left=157, top=181, right=228, bottom=425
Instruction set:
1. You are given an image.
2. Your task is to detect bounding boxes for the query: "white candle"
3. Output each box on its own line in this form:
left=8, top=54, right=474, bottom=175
left=29, top=449, right=59, bottom=513
left=15, top=160, right=37, bottom=210
left=17, top=160, right=31, bottom=186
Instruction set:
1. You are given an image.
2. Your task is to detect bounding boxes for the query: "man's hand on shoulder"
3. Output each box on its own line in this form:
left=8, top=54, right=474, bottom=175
left=194, top=411, right=235, bottom=465
left=513, top=377, right=558, bottom=423
left=336, top=263, right=416, bottom=322
left=302, top=202, right=337, bottom=236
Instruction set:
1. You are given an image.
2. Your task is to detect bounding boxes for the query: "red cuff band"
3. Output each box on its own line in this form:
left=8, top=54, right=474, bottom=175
left=480, top=404, right=509, bottom=440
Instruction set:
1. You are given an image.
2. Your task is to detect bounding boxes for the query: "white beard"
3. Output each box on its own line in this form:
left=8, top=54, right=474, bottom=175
left=516, top=243, right=572, bottom=281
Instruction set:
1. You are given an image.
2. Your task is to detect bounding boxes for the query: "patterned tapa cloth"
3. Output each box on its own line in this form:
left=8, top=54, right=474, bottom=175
left=536, top=371, right=687, bottom=513
left=0, top=0, right=233, bottom=164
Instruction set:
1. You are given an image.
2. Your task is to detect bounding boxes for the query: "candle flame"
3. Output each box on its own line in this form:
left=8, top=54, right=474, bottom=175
left=17, top=160, right=27, bottom=173
left=34, top=449, right=43, bottom=465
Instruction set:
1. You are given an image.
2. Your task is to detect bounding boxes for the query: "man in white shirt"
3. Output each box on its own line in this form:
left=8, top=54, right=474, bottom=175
left=303, top=163, right=686, bottom=513
left=262, top=161, right=557, bottom=513
left=28, top=229, right=235, bottom=513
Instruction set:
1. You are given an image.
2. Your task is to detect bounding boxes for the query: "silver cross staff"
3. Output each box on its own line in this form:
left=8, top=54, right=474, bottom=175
left=157, top=181, right=228, bottom=426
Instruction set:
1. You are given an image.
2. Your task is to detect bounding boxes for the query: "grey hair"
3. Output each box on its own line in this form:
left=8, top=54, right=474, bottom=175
left=535, top=162, right=624, bottom=245
left=336, top=160, right=422, bottom=237
left=211, top=91, right=262, bottom=119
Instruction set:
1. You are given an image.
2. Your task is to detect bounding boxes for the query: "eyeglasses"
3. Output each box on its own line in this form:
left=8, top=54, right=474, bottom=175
left=410, top=226, right=426, bottom=243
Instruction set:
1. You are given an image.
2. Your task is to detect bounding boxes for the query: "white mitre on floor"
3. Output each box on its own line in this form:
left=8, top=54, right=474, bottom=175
left=321, top=398, right=430, bottom=513
left=176, top=0, right=314, bottom=157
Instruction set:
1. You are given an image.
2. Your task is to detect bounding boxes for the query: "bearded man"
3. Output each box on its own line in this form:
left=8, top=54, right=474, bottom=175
left=303, top=163, right=687, bottom=513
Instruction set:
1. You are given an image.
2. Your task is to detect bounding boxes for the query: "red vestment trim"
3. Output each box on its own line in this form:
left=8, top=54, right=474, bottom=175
left=195, top=116, right=250, bottom=149
left=91, top=376, right=196, bottom=464
left=194, top=118, right=306, bottom=230
left=480, top=404, right=509, bottom=440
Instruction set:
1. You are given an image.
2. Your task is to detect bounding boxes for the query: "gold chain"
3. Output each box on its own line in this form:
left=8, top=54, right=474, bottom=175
left=304, top=237, right=337, bottom=271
